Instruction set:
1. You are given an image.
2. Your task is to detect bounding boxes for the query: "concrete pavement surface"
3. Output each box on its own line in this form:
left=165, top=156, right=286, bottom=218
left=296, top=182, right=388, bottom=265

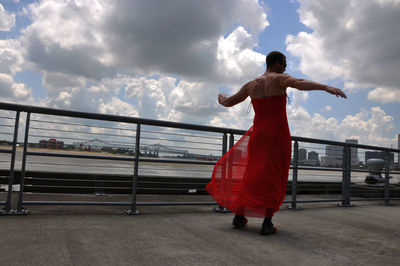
left=0, top=194, right=399, bottom=266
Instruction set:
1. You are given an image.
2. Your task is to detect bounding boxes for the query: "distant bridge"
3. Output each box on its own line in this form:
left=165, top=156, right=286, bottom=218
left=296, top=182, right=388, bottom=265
left=72, top=138, right=188, bottom=155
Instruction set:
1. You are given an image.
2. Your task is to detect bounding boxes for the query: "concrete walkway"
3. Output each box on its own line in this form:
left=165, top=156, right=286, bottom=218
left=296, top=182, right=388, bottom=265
left=0, top=195, right=399, bottom=266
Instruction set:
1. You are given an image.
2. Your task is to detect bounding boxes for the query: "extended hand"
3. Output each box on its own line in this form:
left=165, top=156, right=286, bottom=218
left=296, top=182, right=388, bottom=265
left=325, top=86, right=347, bottom=98
left=218, top=93, right=228, bottom=105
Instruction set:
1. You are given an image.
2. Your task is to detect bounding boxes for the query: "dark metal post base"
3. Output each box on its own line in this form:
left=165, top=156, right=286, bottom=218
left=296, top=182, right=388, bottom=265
left=124, top=209, right=140, bottom=215
left=0, top=208, right=29, bottom=215
left=212, top=206, right=230, bottom=213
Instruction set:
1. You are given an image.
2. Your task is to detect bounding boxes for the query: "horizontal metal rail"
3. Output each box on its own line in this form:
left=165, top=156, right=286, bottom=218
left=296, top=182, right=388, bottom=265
left=0, top=148, right=12, bottom=154
left=26, top=151, right=135, bottom=161
left=285, top=198, right=400, bottom=204
left=297, top=166, right=399, bottom=175
left=350, top=198, right=400, bottom=201
left=284, top=199, right=342, bottom=203
left=23, top=201, right=131, bottom=206
left=22, top=201, right=218, bottom=206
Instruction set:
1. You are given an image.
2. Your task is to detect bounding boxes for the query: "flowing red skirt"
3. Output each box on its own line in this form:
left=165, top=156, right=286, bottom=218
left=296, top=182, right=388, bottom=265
left=206, top=95, right=291, bottom=218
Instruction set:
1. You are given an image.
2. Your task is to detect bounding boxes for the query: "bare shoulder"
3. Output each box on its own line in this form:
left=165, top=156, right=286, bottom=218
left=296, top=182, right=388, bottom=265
left=243, top=79, right=259, bottom=89
left=276, top=73, right=300, bottom=88
left=275, top=73, right=292, bottom=80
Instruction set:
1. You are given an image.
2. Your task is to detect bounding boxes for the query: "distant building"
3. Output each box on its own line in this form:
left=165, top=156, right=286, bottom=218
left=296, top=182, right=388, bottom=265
left=299, top=148, right=307, bottom=161
left=321, top=140, right=360, bottom=167
left=365, top=151, right=395, bottom=166
left=302, top=151, right=320, bottom=166
left=321, top=145, right=343, bottom=167
left=346, top=139, right=360, bottom=166
left=308, top=151, right=319, bottom=160
left=39, top=139, right=64, bottom=149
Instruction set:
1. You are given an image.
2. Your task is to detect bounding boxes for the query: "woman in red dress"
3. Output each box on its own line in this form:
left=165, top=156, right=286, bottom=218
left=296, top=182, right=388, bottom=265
left=206, top=51, right=346, bottom=235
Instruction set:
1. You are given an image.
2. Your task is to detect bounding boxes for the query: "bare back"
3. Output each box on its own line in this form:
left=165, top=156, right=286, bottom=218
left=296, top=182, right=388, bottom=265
left=248, top=72, right=286, bottom=100
left=218, top=61, right=346, bottom=107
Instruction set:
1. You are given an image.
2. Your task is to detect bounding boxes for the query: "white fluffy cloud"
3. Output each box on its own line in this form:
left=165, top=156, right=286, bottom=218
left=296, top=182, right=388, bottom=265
left=208, top=97, right=254, bottom=131
left=169, top=80, right=221, bottom=118
left=125, top=76, right=175, bottom=120
left=124, top=76, right=229, bottom=124
left=286, top=0, right=400, bottom=99
left=8, top=0, right=269, bottom=123
left=0, top=39, right=24, bottom=74
left=320, top=105, right=332, bottom=112
left=288, top=105, right=396, bottom=148
left=368, top=87, right=400, bottom=103
left=42, top=71, right=87, bottom=91
left=42, top=81, right=138, bottom=117
left=41, top=72, right=138, bottom=117
left=216, top=26, right=266, bottom=84
left=103, top=0, right=267, bottom=80
left=20, top=0, right=268, bottom=82
left=20, top=0, right=114, bottom=80
left=0, top=4, right=15, bottom=31
left=286, top=32, right=343, bottom=82
left=98, top=97, right=139, bottom=118
left=0, top=73, right=32, bottom=100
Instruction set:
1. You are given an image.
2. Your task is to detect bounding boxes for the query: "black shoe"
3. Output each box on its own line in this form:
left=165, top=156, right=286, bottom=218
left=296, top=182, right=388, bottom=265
left=232, top=215, right=248, bottom=228
left=260, top=223, right=277, bottom=235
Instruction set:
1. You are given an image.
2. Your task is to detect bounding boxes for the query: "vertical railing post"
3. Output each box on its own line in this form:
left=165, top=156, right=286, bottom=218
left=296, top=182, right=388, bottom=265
left=340, top=145, right=347, bottom=206
left=227, top=133, right=234, bottom=181
left=289, top=140, right=299, bottom=209
left=347, top=145, right=352, bottom=204
left=213, top=132, right=230, bottom=213
left=125, top=123, right=141, bottom=215
left=222, top=133, right=228, bottom=155
left=16, top=112, right=30, bottom=214
left=383, top=151, right=391, bottom=206
left=1, top=111, right=20, bottom=214
left=229, top=133, right=234, bottom=150
left=340, top=145, right=352, bottom=207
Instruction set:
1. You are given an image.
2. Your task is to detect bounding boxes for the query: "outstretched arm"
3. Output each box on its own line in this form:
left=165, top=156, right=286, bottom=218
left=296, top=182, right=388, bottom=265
left=218, top=81, right=251, bottom=107
left=279, top=74, right=347, bottom=98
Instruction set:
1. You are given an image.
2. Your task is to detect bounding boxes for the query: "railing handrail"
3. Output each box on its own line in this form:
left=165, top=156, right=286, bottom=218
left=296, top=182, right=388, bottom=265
left=1, top=101, right=399, bottom=153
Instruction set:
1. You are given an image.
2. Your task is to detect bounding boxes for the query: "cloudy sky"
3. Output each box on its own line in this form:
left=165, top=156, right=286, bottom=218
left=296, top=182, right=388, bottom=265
left=0, top=0, right=399, bottom=148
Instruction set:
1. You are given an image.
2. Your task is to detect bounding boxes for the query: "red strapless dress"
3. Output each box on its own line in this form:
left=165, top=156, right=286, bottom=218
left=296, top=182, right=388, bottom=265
left=206, top=94, right=291, bottom=217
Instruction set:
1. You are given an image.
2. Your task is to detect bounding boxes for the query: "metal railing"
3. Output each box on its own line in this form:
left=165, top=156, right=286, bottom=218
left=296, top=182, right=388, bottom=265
left=0, top=101, right=399, bottom=215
